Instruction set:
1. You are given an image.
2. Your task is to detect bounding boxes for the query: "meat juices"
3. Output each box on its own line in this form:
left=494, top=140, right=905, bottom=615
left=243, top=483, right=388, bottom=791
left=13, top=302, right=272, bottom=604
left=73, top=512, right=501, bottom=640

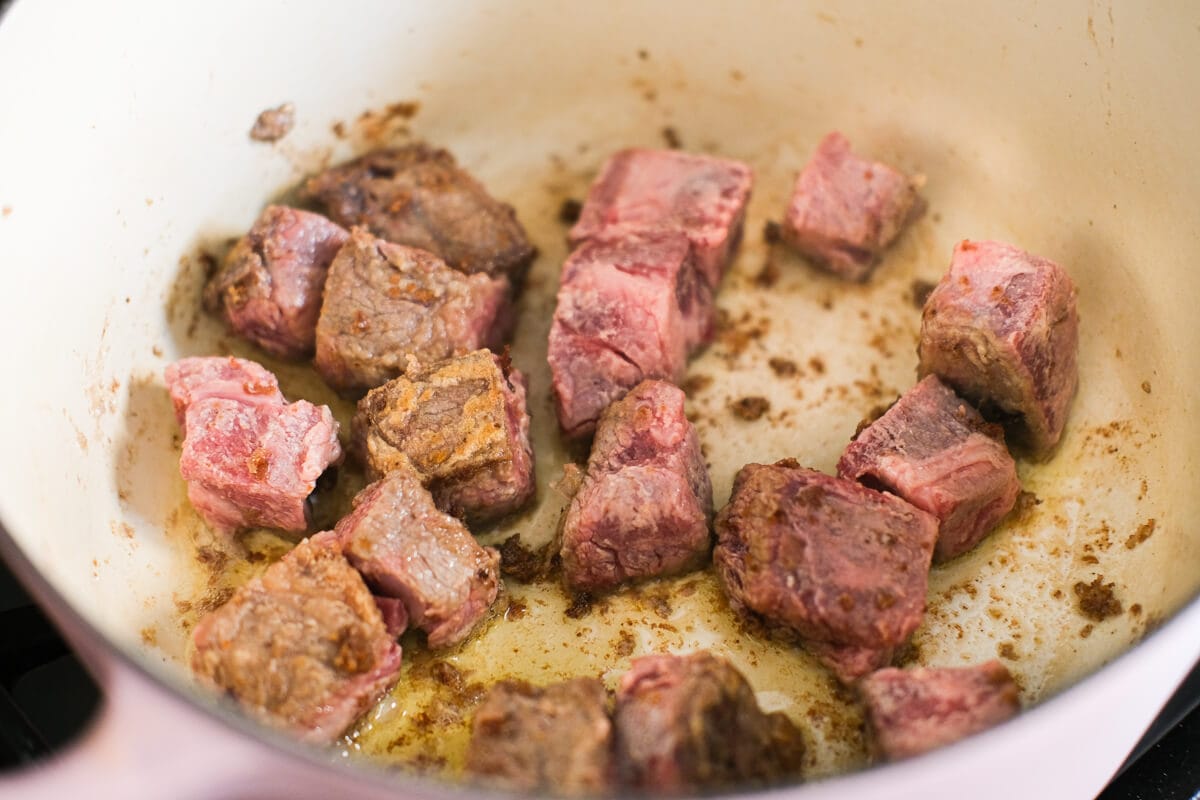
left=714, top=462, right=938, bottom=683
left=203, top=205, right=349, bottom=359
left=613, top=652, right=805, bottom=793
left=190, top=533, right=403, bottom=744
left=859, top=661, right=1021, bottom=761
left=466, top=678, right=614, bottom=796
left=166, top=357, right=342, bottom=534
left=838, top=375, right=1021, bottom=562
left=314, top=229, right=510, bottom=396
left=353, top=350, right=535, bottom=524
left=548, top=232, right=713, bottom=437
left=918, top=239, right=1079, bottom=458
left=334, top=469, right=500, bottom=649
left=782, top=131, right=922, bottom=282
left=560, top=380, right=713, bottom=593
left=302, top=144, right=536, bottom=283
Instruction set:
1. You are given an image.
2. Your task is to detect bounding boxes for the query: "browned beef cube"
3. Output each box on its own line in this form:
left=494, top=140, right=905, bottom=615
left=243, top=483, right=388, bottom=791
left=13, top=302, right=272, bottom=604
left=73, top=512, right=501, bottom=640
left=548, top=232, right=712, bottom=437
left=560, top=380, right=713, bottom=593
left=466, top=678, right=614, bottom=796
left=838, top=376, right=1021, bottom=562
left=613, top=652, right=805, bottom=793
left=334, top=469, right=500, bottom=649
left=782, top=132, right=922, bottom=281
left=314, top=229, right=510, bottom=396
left=302, top=145, right=536, bottom=283
left=190, top=532, right=402, bottom=743
left=203, top=205, right=349, bottom=359
left=714, top=462, right=937, bottom=665
left=569, top=148, right=754, bottom=288
left=918, top=239, right=1079, bottom=458
left=165, top=356, right=283, bottom=430
left=859, top=661, right=1021, bottom=760
left=353, top=350, right=535, bottom=524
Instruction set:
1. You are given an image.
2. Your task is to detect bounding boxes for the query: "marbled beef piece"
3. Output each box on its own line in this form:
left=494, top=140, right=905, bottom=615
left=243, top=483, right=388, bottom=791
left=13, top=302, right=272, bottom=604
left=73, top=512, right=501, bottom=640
left=334, top=469, right=500, bottom=649
left=203, top=206, right=349, bottom=359
left=548, top=232, right=712, bottom=437
left=918, top=239, right=1079, bottom=458
left=560, top=380, right=713, bottom=593
left=191, top=532, right=402, bottom=744
left=613, top=652, right=805, bottom=793
left=352, top=350, right=534, bottom=524
left=714, top=462, right=937, bottom=666
left=314, top=229, right=510, bottom=396
left=569, top=148, right=753, bottom=289
left=838, top=375, right=1021, bottom=562
left=782, top=132, right=922, bottom=282
left=466, top=678, right=614, bottom=796
left=165, top=356, right=283, bottom=430
left=302, top=145, right=536, bottom=283
left=859, top=661, right=1021, bottom=761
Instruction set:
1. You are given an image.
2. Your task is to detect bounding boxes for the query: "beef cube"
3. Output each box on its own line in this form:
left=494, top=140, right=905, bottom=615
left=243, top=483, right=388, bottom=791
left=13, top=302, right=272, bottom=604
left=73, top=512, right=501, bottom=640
left=613, top=652, right=805, bottom=793
left=353, top=350, right=535, bottom=524
left=178, top=397, right=342, bottom=534
left=859, top=661, right=1021, bottom=760
left=372, top=595, right=409, bottom=638
left=314, top=229, right=510, bottom=396
left=302, top=145, right=536, bottom=283
left=190, top=532, right=402, bottom=744
left=804, top=640, right=894, bottom=686
left=560, top=380, right=713, bottom=593
left=548, top=232, right=712, bottom=437
left=782, top=132, right=922, bottom=282
left=466, top=678, right=614, bottom=796
left=569, top=148, right=753, bottom=288
left=334, top=469, right=500, bottom=649
left=203, top=206, right=349, bottom=359
left=165, top=356, right=283, bottom=430
left=918, top=239, right=1079, bottom=457
left=838, top=376, right=1021, bottom=562
left=714, top=462, right=937, bottom=655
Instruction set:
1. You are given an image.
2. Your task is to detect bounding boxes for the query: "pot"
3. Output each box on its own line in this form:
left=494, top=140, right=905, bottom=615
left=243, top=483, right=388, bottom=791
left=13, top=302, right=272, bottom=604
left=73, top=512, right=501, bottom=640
left=0, top=1, right=1197, bottom=797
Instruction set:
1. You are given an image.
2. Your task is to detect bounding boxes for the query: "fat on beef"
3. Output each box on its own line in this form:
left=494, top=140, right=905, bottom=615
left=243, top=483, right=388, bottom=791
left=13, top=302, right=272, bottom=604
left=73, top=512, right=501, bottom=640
left=569, top=148, right=754, bottom=288
left=613, top=652, right=805, bottom=793
left=548, top=232, right=712, bottom=437
left=203, top=205, right=349, bottom=359
left=782, top=132, right=922, bottom=282
left=352, top=349, right=535, bottom=524
left=334, top=469, right=500, bottom=649
left=302, top=145, right=536, bottom=283
left=560, top=380, right=713, bottom=593
left=190, top=532, right=402, bottom=744
left=314, top=228, right=510, bottom=396
left=918, top=239, right=1079, bottom=458
left=859, top=660, right=1021, bottom=761
left=466, top=678, right=614, bottom=796
left=838, top=375, right=1021, bottom=562
left=165, top=356, right=283, bottom=430
left=714, top=461, right=938, bottom=673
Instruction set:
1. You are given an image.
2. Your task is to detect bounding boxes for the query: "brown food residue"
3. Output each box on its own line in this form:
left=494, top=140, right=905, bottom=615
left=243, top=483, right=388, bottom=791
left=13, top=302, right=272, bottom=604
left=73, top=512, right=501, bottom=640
left=683, top=374, right=713, bottom=395
left=762, top=220, right=782, bottom=245
left=1074, top=576, right=1123, bottom=622
left=910, top=278, right=937, bottom=310
left=808, top=356, right=826, bottom=375
left=768, top=357, right=798, bottom=377
left=614, top=629, right=636, bottom=657
left=497, top=535, right=550, bottom=583
left=558, top=198, right=583, bottom=225
left=730, top=396, right=770, bottom=421
left=1141, top=380, right=1151, bottom=394
left=565, top=591, right=594, bottom=619
left=249, top=103, right=295, bottom=143
left=1124, top=518, right=1156, bottom=549
left=661, top=126, right=683, bottom=149
left=754, top=259, right=781, bottom=288
left=997, top=642, right=1018, bottom=660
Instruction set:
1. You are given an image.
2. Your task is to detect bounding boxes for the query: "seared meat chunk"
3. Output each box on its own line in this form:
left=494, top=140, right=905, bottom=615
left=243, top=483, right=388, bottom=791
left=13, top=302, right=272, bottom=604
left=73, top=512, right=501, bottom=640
left=548, top=232, right=712, bottom=437
left=714, top=462, right=937, bottom=674
left=804, top=640, right=894, bottom=686
left=314, top=229, right=510, bottom=396
left=838, top=375, right=1021, bottom=562
left=569, top=148, right=753, bottom=288
left=918, top=239, right=1079, bottom=458
left=165, top=356, right=283, bottom=430
left=334, top=469, right=500, bottom=649
left=782, top=132, right=922, bottom=281
left=466, top=678, right=614, bottom=796
left=203, top=205, right=349, bottom=359
left=191, top=532, right=402, bottom=743
left=859, top=661, right=1021, bottom=760
left=613, top=652, right=804, bottom=793
left=560, top=380, right=713, bottom=593
left=353, top=350, right=535, bottom=524
left=372, top=595, right=409, bottom=638
left=302, top=145, right=536, bottom=283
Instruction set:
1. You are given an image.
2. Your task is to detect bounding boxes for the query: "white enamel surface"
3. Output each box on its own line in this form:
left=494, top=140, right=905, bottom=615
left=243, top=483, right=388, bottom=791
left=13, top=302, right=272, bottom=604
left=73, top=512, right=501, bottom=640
left=0, top=0, right=1198, bottom=797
